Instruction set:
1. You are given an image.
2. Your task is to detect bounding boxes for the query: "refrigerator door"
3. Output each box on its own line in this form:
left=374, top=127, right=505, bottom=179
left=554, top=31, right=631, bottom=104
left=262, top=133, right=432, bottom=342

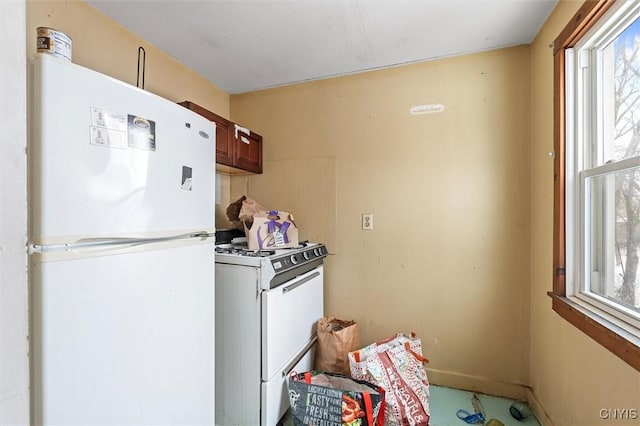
left=31, top=242, right=214, bottom=425
left=30, top=55, right=215, bottom=244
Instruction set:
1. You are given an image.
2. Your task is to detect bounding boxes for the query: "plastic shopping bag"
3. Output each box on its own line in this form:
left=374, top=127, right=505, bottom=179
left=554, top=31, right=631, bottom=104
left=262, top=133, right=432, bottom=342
left=287, top=370, right=386, bottom=426
left=348, top=333, right=430, bottom=426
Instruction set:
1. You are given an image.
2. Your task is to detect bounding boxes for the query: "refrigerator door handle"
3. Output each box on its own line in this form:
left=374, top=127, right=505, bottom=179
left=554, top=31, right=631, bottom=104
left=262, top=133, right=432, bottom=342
left=29, top=231, right=214, bottom=254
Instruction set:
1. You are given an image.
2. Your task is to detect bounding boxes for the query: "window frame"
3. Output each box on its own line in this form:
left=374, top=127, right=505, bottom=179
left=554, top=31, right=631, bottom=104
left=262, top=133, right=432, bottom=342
left=551, top=0, right=640, bottom=372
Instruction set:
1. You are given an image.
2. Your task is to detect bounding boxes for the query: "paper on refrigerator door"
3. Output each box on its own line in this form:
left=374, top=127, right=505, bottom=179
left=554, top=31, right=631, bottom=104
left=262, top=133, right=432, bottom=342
left=90, top=107, right=127, bottom=148
left=127, top=115, right=156, bottom=151
left=88, top=108, right=157, bottom=151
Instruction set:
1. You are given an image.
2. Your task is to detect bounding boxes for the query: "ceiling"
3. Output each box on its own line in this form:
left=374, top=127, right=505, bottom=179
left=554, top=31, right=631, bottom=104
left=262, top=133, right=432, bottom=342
left=87, top=0, right=558, bottom=94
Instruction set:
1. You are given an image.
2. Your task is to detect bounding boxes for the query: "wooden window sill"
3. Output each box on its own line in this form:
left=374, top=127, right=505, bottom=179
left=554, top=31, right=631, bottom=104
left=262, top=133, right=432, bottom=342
left=548, top=292, right=640, bottom=371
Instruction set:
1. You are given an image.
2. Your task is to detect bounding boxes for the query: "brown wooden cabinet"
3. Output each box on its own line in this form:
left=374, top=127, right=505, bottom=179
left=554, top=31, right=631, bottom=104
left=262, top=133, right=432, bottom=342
left=179, top=101, right=263, bottom=174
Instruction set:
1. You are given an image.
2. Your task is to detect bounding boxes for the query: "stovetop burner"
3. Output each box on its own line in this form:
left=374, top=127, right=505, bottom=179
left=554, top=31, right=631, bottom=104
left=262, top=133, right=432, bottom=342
left=215, top=246, right=275, bottom=257
left=215, top=241, right=328, bottom=273
left=214, top=240, right=313, bottom=257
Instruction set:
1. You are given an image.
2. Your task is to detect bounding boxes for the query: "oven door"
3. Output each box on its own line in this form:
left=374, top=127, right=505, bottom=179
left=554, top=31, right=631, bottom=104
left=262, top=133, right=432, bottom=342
left=261, top=266, right=324, bottom=381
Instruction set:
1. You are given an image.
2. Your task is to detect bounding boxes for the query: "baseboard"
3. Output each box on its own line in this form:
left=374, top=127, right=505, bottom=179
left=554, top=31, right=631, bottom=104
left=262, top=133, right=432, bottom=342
left=426, top=368, right=556, bottom=425
left=526, top=388, right=554, bottom=426
left=426, top=368, right=529, bottom=400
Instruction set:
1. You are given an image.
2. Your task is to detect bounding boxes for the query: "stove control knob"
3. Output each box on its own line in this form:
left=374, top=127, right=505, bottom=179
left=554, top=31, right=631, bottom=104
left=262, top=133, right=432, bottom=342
left=290, top=255, right=298, bottom=265
left=303, top=251, right=310, bottom=260
left=313, top=248, right=320, bottom=256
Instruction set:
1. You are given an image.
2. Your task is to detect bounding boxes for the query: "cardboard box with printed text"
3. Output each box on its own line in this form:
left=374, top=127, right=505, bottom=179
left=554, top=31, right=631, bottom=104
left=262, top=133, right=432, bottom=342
left=244, top=210, right=299, bottom=250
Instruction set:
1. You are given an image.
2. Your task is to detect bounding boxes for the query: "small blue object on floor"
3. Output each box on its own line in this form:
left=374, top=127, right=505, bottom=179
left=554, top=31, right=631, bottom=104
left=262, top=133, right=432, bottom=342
left=429, top=385, right=540, bottom=426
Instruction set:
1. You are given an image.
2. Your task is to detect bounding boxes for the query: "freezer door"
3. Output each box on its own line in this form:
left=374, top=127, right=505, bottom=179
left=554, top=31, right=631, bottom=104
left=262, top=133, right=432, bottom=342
left=31, top=242, right=214, bottom=425
left=30, top=55, right=215, bottom=243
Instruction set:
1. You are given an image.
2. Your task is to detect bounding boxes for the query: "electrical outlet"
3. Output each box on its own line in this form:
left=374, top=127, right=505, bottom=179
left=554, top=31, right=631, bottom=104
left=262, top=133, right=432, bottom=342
left=362, top=213, right=373, bottom=230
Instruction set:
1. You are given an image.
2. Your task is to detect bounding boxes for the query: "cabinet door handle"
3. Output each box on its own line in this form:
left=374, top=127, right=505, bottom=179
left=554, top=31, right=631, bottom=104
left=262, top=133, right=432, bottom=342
left=234, top=124, right=250, bottom=138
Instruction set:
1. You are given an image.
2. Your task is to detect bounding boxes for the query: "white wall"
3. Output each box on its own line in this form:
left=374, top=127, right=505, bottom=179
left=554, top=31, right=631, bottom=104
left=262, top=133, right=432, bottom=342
left=0, top=0, right=30, bottom=424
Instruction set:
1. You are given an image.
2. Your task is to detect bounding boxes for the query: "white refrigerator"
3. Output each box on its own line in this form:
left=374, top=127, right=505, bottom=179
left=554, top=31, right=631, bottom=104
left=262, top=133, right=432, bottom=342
left=28, top=54, right=216, bottom=425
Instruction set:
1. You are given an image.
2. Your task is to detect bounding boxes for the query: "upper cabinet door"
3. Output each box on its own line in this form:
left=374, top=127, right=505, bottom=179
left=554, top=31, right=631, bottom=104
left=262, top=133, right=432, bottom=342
left=179, top=101, right=262, bottom=174
left=212, top=116, right=233, bottom=167
left=233, top=125, right=263, bottom=174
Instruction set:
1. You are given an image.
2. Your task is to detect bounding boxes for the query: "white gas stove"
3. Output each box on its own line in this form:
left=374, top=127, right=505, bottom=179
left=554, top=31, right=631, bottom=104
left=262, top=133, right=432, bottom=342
left=214, top=241, right=328, bottom=426
left=215, top=241, right=328, bottom=289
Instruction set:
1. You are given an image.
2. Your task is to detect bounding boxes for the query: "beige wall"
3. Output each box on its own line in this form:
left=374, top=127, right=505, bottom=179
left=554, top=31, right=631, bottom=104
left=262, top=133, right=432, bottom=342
left=530, top=1, right=640, bottom=425
left=230, top=47, right=533, bottom=398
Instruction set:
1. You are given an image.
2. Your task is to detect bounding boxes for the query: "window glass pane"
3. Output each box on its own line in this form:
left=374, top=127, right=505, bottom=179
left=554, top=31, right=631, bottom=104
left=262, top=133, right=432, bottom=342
left=605, top=18, right=640, bottom=165
left=587, top=167, right=640, bottom=311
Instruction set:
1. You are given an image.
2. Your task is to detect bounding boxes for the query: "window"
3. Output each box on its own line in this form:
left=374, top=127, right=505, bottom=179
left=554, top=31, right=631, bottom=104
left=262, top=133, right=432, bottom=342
left=552, top=0, right=640, bottom=371
left=569, top=1, right=640, bottom=327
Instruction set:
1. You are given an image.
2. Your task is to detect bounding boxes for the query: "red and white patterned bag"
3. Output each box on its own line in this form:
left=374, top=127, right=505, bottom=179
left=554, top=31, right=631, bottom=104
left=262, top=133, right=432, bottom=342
left=348, top=333, right=430, bottom=426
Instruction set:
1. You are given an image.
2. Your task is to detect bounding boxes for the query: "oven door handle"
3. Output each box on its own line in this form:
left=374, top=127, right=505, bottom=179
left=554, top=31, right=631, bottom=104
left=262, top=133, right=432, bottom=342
left=282, top=271, right=320, bottom=294
left=282, top=335, right=318, bottom=378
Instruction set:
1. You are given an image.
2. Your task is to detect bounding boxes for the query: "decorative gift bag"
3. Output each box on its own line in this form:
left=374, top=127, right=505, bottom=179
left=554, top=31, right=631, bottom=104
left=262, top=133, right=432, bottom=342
left=288, top=371, right=386, bottom=426
left=315, top=317, right=360, bottom=376
left=348, top=333, right=430, bottom=426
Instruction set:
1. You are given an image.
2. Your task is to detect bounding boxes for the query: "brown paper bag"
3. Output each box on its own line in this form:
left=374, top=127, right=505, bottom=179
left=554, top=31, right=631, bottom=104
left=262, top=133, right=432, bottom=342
left=314, top=317, right=360, bottom=375
left=238, top=197, right=268, bottom=224
left=225, top=195, right=269, bottom=231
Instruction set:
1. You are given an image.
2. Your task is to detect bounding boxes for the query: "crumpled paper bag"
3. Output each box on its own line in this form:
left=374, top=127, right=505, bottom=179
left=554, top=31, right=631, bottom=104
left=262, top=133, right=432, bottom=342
left=315, top=317, right=360, bottom=376
left=226, top=195, right=268, bottom=230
